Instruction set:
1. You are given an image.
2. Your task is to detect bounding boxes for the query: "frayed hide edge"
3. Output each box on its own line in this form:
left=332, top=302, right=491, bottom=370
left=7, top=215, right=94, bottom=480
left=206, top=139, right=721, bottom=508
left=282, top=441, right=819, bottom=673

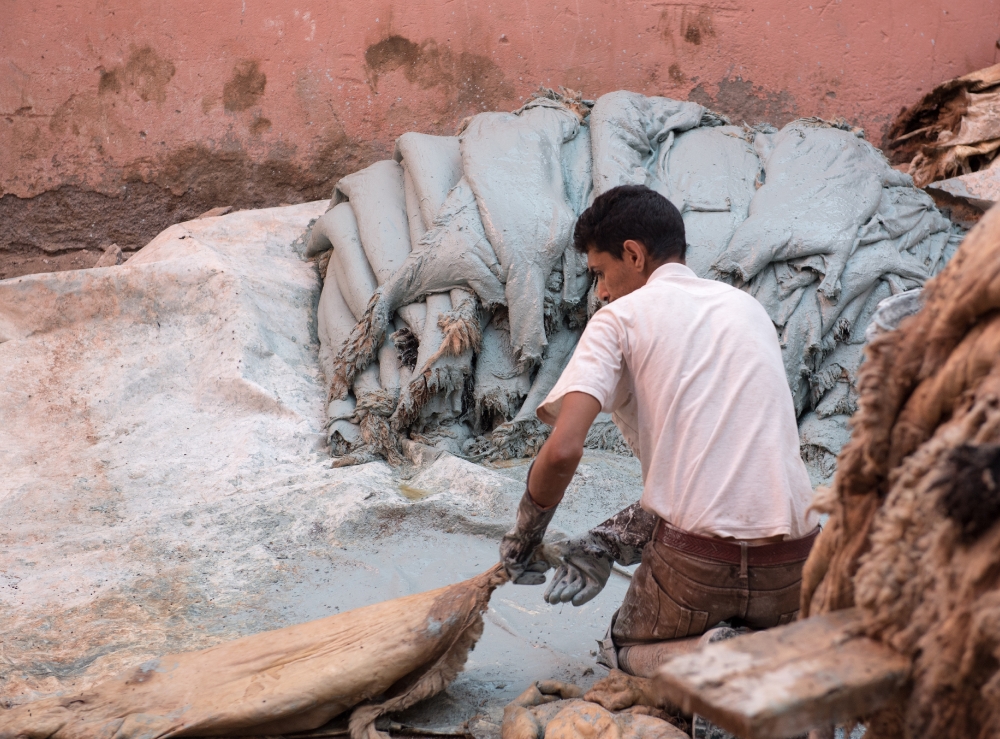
left=474, top=387, right=527, bottom=429
left=330, top=291, right=392, bottom=401
left=470, top=418, right=551, bottom=462
left=391, top=362, right=467, bottom=431
left=348, top=565, right=509, bottom=739
left=360, top=412, right=405, bottom=467
left=437, top=302, right=482, bottom=357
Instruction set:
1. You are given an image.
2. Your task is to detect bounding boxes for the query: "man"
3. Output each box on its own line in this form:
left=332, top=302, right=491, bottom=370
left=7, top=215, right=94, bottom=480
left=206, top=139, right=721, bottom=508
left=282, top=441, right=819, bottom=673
left=500, top=184, right=818, bottom=681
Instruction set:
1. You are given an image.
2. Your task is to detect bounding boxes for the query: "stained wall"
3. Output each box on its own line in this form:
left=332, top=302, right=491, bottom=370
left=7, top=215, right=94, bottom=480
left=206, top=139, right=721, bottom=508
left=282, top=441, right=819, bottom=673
left=2, top=0, right=999, bottom=258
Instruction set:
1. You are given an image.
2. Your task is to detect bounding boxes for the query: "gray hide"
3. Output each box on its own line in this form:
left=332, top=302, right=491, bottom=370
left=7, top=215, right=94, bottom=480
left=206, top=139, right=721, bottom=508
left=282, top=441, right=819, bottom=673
left=712, top=122, right=894, bottom=299
left=559, top=123, right=594, bottom=309
left=461, top=98, right=581, bottom=367
left=335, top=160, right=426, bottom=335
left=589, top=90, right=707, bottom=197
left=473, top=311, right=532, bottom=429
left=309, top=199, right=406, bottom=464
left=314, top=90, right=961, bottom=484
left=393, top=133, right=477, bottom=427
left=659, top=126, right=760, bottom=278
left=316, top=256, right=361, bottom=453
left=469, top=324, right=582, bottom=460
left=309, top=203, right=378, bottom=319
left=328, top=179, right=506, bottom=401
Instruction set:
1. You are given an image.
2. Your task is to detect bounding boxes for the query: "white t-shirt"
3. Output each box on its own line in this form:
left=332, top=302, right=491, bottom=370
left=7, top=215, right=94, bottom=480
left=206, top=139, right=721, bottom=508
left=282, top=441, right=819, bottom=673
left=537, top=263, right=816, bottom=539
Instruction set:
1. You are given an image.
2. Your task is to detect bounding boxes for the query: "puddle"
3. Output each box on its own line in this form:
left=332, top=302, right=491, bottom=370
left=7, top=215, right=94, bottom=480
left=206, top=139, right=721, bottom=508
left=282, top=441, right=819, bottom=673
left=398, top=484, right=432, bottom=500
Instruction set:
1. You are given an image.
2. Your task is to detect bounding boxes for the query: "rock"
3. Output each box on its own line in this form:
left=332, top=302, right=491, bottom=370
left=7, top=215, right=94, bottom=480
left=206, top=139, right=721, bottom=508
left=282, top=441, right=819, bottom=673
left=93, top=242, right=123, bottom=267
left=195, top=205, right=234, bottom=219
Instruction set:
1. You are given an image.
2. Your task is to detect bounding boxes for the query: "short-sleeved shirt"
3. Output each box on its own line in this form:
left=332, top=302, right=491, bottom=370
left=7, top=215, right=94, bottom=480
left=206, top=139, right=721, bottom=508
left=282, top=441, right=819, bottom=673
left=537, top=263, right=816, bottom=539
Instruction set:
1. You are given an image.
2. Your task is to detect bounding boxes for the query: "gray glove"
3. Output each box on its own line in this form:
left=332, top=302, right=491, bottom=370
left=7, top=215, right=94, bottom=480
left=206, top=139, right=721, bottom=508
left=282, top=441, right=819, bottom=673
left=543, top=502, right=656, bottom=606
left=543, top=533, right=613, bottom=605
left=500, top=481, right=556, bottom=585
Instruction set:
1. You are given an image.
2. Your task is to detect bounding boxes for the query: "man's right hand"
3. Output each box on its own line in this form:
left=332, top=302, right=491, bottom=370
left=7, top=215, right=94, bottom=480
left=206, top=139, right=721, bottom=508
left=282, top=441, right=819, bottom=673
left=500, top=484, right=556, bottom=584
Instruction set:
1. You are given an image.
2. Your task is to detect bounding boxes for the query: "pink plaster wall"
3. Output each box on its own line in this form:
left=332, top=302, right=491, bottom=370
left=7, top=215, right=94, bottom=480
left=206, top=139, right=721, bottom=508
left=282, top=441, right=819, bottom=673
left=2, top=1, right=999, bottom=248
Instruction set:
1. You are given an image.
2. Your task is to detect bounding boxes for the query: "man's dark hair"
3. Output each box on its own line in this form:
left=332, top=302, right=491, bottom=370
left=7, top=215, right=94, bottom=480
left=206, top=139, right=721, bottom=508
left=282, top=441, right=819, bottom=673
left=573, top=185, right=686, bottom=262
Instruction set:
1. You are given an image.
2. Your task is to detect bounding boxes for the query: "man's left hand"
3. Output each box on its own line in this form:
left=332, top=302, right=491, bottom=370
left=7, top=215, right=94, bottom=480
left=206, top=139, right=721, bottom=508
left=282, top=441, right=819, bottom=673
left=543, top=533, right=613, bottom=605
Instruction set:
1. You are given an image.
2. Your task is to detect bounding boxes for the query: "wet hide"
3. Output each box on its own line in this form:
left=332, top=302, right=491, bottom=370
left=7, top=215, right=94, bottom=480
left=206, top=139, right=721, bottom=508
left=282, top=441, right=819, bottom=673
left=2, top=567, right=509, bottom=739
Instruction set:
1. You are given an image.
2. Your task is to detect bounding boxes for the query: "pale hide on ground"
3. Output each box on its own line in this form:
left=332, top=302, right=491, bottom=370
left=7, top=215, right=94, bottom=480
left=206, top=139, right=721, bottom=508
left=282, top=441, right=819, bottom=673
left=0, top=203, right=642, bottom=734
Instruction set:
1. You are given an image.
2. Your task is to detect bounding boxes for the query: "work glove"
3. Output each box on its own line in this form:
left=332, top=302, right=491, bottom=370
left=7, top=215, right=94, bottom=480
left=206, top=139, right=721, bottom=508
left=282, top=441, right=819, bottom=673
left=543, top=502, right=656, bottom=606
left=500, top=476, right=556, bottom=585
left=543, top=533, right=613, bottom=606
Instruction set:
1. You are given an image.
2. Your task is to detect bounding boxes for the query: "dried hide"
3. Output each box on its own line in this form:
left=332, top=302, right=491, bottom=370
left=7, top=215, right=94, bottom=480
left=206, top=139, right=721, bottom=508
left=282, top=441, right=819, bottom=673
left=328, top=179, right=505, bottom=403
left=392, top=134, right=478, bottom=428
left=659, top=125, right=760, bottom=278
left=396, top=132, right=483, bottom=355
left=589, top=90, right=711, bottom=197
left=501, top=680, right=687, bottom=739
left=470, top=325, right=581, bottom=461
left=800, top=204, right=1000, bottom=739
left=1, top=566, right=508, bottom=739
left=308, top=203, right=379, bottom=320
left=887, top=63, right=1000, bottom=188
left=393, top=291, right=472, bottom=432
left=333, top=159, right=427, bottom=336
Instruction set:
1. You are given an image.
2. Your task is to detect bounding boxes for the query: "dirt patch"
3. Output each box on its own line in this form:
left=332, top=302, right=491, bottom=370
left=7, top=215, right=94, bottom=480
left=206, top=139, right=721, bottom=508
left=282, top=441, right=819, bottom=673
left=0, top=249, right=113, bottom=281
left=364, top=34, right=515, bottom=114
left=680, top=7, right=715, bottom=45
left=98, top=45, right=176, bottom=104
left=223, top=60, right=267, bottom=112
left=0, top=134, right=379, bottom=274
left=249, top=115, right=273, bottom=135
left=688, top=76, right=798, bottom=128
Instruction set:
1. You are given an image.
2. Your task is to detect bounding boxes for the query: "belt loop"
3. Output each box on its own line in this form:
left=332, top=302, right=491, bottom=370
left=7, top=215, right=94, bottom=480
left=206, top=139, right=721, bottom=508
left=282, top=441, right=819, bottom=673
left=739, top=541, right=748, bottom=579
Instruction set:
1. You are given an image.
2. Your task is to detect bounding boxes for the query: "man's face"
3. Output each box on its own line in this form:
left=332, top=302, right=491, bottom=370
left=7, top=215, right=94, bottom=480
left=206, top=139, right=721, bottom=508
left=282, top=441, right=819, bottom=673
left=586, top=241, right=653, bottom=302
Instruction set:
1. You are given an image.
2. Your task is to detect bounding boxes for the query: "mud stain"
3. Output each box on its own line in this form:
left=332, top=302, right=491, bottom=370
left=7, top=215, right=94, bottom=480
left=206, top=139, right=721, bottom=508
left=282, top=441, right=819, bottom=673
left=0, top=127, right=377, bottom=260
left=658, top=7, right=719, bottom=49
left=681, top=7, right=715, bottom=45
left=364, top=34, right=514, bottom=114
left=97, top=46, right=176, bottom=103
left=689, top=77, right=798, bottom=127
left=249, top=116, right=273, bottom=135
left=223, top=60, right=267, bottom=112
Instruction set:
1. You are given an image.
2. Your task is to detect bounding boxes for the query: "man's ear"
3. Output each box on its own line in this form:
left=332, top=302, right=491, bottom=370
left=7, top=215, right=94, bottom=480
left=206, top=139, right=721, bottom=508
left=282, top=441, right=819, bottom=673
left=621, top=239, right=646, bottom=271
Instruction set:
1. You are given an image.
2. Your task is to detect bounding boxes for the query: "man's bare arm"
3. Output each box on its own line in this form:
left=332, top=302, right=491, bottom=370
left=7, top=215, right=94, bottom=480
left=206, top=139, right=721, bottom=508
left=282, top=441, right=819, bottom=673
left=528, top=392, right=602, bottom=508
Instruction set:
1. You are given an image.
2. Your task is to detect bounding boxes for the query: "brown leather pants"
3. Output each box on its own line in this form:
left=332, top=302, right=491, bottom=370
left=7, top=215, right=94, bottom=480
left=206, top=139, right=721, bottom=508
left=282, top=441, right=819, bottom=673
left=611, top=537, right=809, bottom=646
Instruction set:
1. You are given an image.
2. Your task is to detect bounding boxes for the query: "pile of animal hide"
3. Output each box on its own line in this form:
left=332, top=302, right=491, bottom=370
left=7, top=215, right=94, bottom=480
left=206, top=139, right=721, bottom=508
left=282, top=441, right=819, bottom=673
left=887, top=63, right=1000, bottom=188
left=0, top=566, right=507, bottom=739
left=307, top=89, right=960, bottom=482
left=800, top=205, right=1000, bottom=738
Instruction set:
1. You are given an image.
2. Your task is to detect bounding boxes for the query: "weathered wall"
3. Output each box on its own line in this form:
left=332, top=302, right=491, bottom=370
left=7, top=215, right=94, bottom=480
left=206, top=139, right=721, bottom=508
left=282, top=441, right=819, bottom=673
left=2, top=0, right=998, bottom=259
